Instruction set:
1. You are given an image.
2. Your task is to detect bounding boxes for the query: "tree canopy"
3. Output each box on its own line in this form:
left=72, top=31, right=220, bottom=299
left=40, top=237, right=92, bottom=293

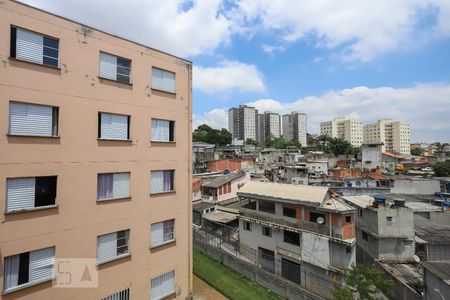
left=192, top=124, right=231, bottom=146
left=245, top=138, right=258, bottom=146
left=264, top=135, right=301, bottom=149
left=318, top=135, right=358, bottom=156
left=433, top=160, right=450, bottom=177
left=410, top=148, right=421, bottom=156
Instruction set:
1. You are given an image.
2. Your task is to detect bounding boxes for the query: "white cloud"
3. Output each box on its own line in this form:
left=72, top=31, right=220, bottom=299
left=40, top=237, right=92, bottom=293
left=20, top=0, right=231, bottom=57
left=193, top=61, right=265, bottom=93
left=236, top=0, right=450, bottom=61
left=193, top=108, right=228, bottom=129
left=262, top=44, right=285, bottom=54
left=198, top=83, right=450, bottom=142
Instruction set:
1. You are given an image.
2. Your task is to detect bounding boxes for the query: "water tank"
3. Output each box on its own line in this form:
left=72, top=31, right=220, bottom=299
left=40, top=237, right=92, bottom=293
left=394, top=198, right=406, bottom=207
left=374, top=195, right=386, bottom=205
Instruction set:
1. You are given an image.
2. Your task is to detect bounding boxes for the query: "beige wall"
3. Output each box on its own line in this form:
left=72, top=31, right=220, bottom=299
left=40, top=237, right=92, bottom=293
left=0, top=1, right=192, bottom=299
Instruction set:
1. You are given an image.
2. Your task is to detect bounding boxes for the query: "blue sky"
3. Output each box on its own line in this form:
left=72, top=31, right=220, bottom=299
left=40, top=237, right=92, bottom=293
left=21, top=0, right=450, bottom=142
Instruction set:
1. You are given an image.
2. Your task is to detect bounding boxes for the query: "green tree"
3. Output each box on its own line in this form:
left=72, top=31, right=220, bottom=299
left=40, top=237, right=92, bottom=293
left=245, top=138, right=258, bottom=146
left=332, top=265, right=394, bottom=300
left=318, top=135, right=356, bottom=156
left=433, top=160, right=450, bottom=176
left=192, top=124, right=231, bottom=146
left=410, top=148, right=421, bottom=156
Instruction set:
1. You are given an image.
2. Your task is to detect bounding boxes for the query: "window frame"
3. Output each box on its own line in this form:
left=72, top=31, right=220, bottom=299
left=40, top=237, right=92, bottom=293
left=151, top=67, right=176, bottom=94
left=262, top=226, right=272, bottom=237
left=98, top=112, right=131, bottom=141
left=96, top=229, right=131, bottom=265
left=150, top=170, right=175, bottom=194
left=243, top=221, right=252, bottom=231
left=150, top=219, right=176, bottom=248
left=283, top=230, right=300, bottom=246
left=99, top=51, right=132, bottom=85
left=97, top=172, right=131, bottom=201
left=151, top=118, right=175, bottom=142
left=150, top=270, right=176, bottom=300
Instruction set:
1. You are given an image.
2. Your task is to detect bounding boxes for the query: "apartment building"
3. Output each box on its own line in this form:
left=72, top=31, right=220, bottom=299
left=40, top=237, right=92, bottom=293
left=238, top=182, right=356, bottom=298
left=363, top=119, right=410, bottom=154
left=282, top=112, right=307, bottom=146
left=227, top=105, right=257, bottom=142
left=320, top=117, right=362, bottom=147
left=0, top=1, right=192, bottom=299
left=256, top=113, right=265, bottom=144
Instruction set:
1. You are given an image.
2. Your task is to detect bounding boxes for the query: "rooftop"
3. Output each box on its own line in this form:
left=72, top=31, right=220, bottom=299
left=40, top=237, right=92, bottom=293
left=422, top=261, right=450, bottom=283
left=415, top=216, right=450, bottom=244
left=404, top=201, right=443, bottom=212
left=203, top=210, right=238, bottom=224
left=193, top=202, right=215, bottom=212
left=342, top=195, right=374, bottom=208
left=202, top=172, right=245, bottom=188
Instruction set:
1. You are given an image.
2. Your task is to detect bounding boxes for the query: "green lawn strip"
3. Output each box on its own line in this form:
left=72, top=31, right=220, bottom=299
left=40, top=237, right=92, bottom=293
left=193, top=249, right=284, bottom=300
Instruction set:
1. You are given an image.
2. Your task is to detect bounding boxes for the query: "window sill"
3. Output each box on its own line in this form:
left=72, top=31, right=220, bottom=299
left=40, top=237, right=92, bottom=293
left=7, top=134, right=60, bottom=139
left=2, top=276, right=52, bottom=295
left=97, top=252, right=131, bottom=266
left=98, top=76, right=133, bottom=86
left=8, top=57, right=61, bottom=70
left=151, top=140, right=176, bottom=144
left=97, top=196, right=131, bottom=203
left=5, top=204, right=58, bottom=215
left=97, top=138, right=132, bottom=143
left=150, top=239, right=176, bottom=250
left=150, top=190, right=176, bottom=196
left=151, top=88, right=177, bottom=95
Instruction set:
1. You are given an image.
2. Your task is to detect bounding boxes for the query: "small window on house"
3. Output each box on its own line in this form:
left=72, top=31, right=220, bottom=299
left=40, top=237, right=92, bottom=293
left=151, top=170, right=174, bottom=194
left=151, top=119, right=175, bottom=142
left=358, top=209, right=363, bottom=217
left=283, top=207, right=297, bottom=218
left=97, top=230, right=130, bottom=264
left=259, top=200, right=275, bottom=214
left=6, top=176, right=57, bottom=213
left=284, top=230, right=300, bottom=246
left=386, top=216, right=393, bottom=224
left=98, top=112, right=130, bottom=140
left=151, top=67, right=175, bottom=93
left=99, top=52, right=131, bottom=84
left=262, top=226, right=272, bottom=237
left=101, top=288, right=130, bottom=300
left=10, top=27, right=59, bottom=67
left=151, top=270, right=175, bottom=300
left=3, top=247, right=55, bottom=292
left=9, top=102, right=59, bottom=137
left=362, top=231, right=368, bottom=241
left=97, top=172, right=130, bottom=200
left=243, top=221, right=251, bottom=231
left=345, top=216, right=352, bottom=223
left=310, top=212, right=326, bottom=224
left=151, top=219, right=175, bottom=247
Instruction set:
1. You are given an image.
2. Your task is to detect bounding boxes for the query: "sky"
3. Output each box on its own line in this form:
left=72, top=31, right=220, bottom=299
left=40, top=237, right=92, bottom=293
left=20, top=0, right=450, bottom=142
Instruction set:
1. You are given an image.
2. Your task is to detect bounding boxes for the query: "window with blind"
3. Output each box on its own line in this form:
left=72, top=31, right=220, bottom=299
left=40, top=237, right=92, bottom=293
left=151, top=67, right=175, bottom=93
left=9, top=102, right=59, bottom=137
left=151, top=219, right=175, bottom=247
left=6, top=176, right=57, bottom=213
left=151, top=119, right=175, bottom=142
left=3, top=247, right=55, bottom=292
left=10, top=27, right=59, bottom=67
left=98, top=112, right=130, bottom=140
left=101, top=288, right=130, bottom=300
left=150, top=170, right=174, bottom=194
left=97, top=172, right=130, bottom=201
left=99, top=52, right=131, bottom=84
left=151, top=270, right=175, bottom=300
left=97, top=230, right=130, bottom=264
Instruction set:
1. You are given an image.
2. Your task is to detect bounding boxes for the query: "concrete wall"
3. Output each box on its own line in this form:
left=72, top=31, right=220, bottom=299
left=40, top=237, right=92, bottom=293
left=424, top=269, right=450, bottom=300
left=362, top=145, right=382, bottom=170
left=391, top=179, right=440, bottom=195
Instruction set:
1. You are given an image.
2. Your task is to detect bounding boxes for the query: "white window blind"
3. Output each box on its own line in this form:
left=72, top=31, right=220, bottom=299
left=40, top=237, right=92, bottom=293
left=3, top=255, right=19, bottom=291
left=151, top=171, right=164, bottom=194
left=7, top=177, right=35, bottom=212
left=152, top=68, right=175, bottom=93
left=97, top=232, right=118, bottom=263
left=99, top=52, right=117, bottom=80
left=151, top=119, right=170, bottom=141
left=100, top=113, right=128, bottom=140
left=9, top=102, right=53, bottom=136
left=113, top=173, right=130, bottom=199
left=151, top=220, right=174, bottom=247
left=29, top=247, right=54, bottom=282
left=16, top=28, right=43, bottom=64
left=101, top=288, right=130, bottom=300
left=151, top=270, right=175, bottom=300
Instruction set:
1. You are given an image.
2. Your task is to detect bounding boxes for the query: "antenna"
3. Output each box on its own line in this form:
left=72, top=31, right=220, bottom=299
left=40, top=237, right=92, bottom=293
left=317, top=216, right=325, bottom=224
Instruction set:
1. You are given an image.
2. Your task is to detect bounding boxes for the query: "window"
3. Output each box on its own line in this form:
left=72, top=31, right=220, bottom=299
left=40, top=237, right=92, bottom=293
left=243, top=221, right=251, bottom=231
left=97, top=230, right=130, bottom=264
left=346, top=246, right=352, bottom=254
left=151, top=219, right=175, bottom=247
left=151, top=170, right=174, bottom=194
left=101, top=288, right=130, bottom=300
left=345, top=215, right=352, bottom=223
left=99, top=52, right=131, bottom=84
left=151, top=67, right=175, bottom=93
left=283, top=206, right=296, bottom=218
left=98, top=113, right=130, bottom=140
left=310, top=212, right=326, bottom=224
left=6, top=176, right=57, bottom=213
left=259, top=200, right=275, bottom=214
left=262, top=226, right=272, bottom=237
left=10, top=27, right=59, bottom=67
left=3, top=247, right=54, bottom=292
left=151, top=119, right=175, bottom=142
left=358, top=209, right=363, bottom=217
left=97, top=172, right=130, bottom=200
left=362, top=231, right=368, bottom=241
left=9, top=102, right=58, bottom=137
left=284, top=230, right=300, bottom=246
left=386, top=216, right=393, bottom=224
left=151, top=270, right=175, bottom=300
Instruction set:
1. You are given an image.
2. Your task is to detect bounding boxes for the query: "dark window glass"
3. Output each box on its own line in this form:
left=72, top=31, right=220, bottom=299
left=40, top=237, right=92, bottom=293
left=362, top=231, right=368, bottom=241
left=262, top=226, right=272, bottom=237
left=10, top=27, right=17, bottom=58
left=259, top=200, right=275, bottom=214
left=284, top=230, right=300, bottom=246
left=43, top=36, right=59, bottom=67
left=43, top=36, right=59, bottom=49
left=43, top=47, right=58, bottom=58
left=35, top=176, right=57, bottom=207
left=18, top=252, right=30, bottom=285
left=346, top=215, right=352, bottom=223
left=169, top=121, right=175, bottom=141
left=116, top=230, right=128, bottom=255
left=116, top=57, right=131, bottom=83
left=52, top=107, right=59, bottom=136
left=43, top=57, right=58, bottom=67
left=283, top=207, right=296, bottom=218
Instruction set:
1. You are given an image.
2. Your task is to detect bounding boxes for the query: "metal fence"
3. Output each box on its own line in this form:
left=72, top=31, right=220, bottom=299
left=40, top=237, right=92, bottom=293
left=193, top=225, right=335, bottom=299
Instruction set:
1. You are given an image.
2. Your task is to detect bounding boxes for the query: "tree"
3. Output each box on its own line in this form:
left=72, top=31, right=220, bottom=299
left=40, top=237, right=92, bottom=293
left=192, top=124, right=231, bottom=146
left=318, top=135, right=356, bottom=156
left=245, top=138, right=258, bottom=146
left=331, top=265, right=394, bottom=300
left=410, top=148, right=421, bottom=156
left=433, top=160, right=450, bottom=177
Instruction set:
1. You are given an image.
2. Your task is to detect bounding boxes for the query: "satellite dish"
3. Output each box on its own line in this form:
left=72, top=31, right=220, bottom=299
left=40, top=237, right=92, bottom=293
left=317, top=217, right=325, bottom=224
left=413, top=255, right=420, bottom=263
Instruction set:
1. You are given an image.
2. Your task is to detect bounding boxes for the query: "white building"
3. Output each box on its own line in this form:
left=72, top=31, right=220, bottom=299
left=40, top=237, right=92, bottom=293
left=282, top=112, right=307, bottom=146
left=320, top=117, right=363, bottom=147
left=363, top=119, right=410, bottom=154
left=265, top=112, right=281, bottom=138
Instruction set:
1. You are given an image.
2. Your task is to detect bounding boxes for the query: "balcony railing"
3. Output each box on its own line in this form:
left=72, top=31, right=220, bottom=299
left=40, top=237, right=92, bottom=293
left=202, top=195, right=218, bottom=202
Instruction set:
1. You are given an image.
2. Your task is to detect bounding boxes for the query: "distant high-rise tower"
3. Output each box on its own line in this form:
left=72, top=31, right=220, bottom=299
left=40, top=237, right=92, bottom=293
left=320, top=117, right=363, bottom=147
left=282, top=112, right=307, bottom=146
left=363, top=119, right=410, bottom=154
left=228, top=105, right=257, bottom=141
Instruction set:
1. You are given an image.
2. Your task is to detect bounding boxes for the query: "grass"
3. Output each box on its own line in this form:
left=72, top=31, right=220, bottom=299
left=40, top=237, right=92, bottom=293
left=193, top=249, right=284, bottom=300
